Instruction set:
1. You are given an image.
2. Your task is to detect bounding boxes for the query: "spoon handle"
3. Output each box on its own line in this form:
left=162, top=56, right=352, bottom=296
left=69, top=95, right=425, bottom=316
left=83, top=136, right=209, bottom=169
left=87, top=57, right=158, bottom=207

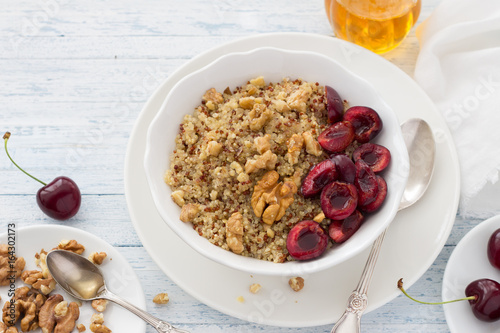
left=331, top=229, right=387, bottom=333
left=102, top=291, right=189, bottom=333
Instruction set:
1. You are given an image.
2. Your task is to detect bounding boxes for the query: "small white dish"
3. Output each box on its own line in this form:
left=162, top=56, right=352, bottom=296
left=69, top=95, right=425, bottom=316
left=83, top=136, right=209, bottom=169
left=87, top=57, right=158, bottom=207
left=443, top=215, right=500, bottom=332
left=0, top=225, right=146, bottom=333
left=143, top=46, right=409, bottom=276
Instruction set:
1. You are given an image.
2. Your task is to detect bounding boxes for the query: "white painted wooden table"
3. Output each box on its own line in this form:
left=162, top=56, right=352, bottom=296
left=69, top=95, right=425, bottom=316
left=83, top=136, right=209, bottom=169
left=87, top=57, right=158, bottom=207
left=0, top=0, right=486, bottom=332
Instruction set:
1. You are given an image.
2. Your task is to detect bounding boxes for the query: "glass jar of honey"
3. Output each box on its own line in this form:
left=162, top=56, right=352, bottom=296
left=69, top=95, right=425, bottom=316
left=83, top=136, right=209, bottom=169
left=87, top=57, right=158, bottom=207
left=325, top=0, right=421, bottom=54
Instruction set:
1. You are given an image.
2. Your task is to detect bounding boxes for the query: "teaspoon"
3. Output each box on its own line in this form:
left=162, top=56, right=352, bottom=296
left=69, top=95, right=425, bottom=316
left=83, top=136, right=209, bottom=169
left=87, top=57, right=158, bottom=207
left=46, top=249, right=189, bottom=333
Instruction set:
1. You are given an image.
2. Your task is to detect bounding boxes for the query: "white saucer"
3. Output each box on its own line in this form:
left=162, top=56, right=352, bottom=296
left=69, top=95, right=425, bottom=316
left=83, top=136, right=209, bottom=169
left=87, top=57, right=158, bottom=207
left=0, top=225, right=146, bottom=332
left=443, top=215, right=500, bottom=332
left=125, top=32, right=460, bottom=327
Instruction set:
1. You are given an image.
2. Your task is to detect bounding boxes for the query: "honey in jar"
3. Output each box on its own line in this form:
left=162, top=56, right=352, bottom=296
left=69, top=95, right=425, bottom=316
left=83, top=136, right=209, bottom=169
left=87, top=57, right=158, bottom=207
left=325, top=0, right=421, bottom=54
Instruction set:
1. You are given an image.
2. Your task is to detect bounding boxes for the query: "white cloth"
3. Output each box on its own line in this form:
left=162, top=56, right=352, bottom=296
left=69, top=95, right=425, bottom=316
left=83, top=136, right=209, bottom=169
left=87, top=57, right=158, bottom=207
left=414, top=0, right=500, bottom=218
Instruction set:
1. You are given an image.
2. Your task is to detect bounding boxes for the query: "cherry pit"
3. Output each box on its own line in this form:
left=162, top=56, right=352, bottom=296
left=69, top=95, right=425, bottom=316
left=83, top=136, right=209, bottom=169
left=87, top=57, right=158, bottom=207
left=3, top=132, right=81, bottom=220
left=286, top=86, right=392, bottom=261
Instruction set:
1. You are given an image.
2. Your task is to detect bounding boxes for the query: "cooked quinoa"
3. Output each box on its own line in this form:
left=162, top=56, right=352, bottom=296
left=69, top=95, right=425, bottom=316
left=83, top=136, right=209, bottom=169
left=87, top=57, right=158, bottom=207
left=165, top=76, right=336, bottom=263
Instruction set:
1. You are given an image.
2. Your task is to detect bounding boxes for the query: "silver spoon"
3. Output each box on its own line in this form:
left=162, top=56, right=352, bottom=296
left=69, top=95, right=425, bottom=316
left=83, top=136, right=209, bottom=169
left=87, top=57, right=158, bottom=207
left=331, top=118, right=436, bottom=333
left=46, top=249, right=189, bottom=333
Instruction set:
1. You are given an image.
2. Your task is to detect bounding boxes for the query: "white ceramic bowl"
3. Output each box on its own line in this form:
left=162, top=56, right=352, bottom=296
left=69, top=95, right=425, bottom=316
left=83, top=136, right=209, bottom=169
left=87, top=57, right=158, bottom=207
left=144, top=47, right=409, bottom=276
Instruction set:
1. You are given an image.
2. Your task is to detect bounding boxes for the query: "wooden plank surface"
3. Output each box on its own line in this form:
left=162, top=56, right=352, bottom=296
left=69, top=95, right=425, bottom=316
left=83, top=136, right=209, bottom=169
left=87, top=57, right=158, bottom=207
left=1, top=0, right=484, bottom=332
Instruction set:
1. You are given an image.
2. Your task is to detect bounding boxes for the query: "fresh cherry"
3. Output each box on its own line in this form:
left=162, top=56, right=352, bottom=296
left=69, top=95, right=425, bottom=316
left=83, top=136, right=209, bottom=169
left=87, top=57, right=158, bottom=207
left=301, top=159, right=338, bottom=198
left=361, top=176, right=387, bottom=213
left=465, top=279, right=500, bottom=322
left=317, top=121, right=355, bottom=153
left=328, top=210, right=364, bottom=244
left=343, top=106, right=383, bottom=143
left=488, top=228, right=500, bottom=270
left=398, top=278, right=500, bottom=323
left=330, top=154, right=356, bottom=184
left=354, top=159, right=379, bottom=207
left=286, top=220, right=328, bottom=260
left=353, top=143, right=391, bottom=173
left=325, top=85, right=344, bottom=123
left=3, top=132, right=81, bottom=220
left=320, top=181, right=358, bottom=220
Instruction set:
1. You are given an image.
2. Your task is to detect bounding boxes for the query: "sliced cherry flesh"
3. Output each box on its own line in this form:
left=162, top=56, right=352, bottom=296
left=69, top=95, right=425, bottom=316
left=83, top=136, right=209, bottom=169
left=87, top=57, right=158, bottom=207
left=318, top=121, right=355, bottom=153
left=286, top=220, right=328, bottom=261
left=325, top=85, right=344, bottom=123
left=330, top=154, right=356, bottom=184
left=488, top=228, right=500, bottom=270
left=36, top=176, right=81, bottom=220
left=355, top=159, right=379, bottom=207
left=343, top=106, right=383, bottom=143
left=328, top=210, right=364, bottom=244
left=353, top=143, right=391, bottom=173
left=320, top=181, right=358, bottom=220
left=301, top=159, right=338, bottom=198
left=362, top=176, right=387, bottom=213
left=465, top=278, right=500, bottom=322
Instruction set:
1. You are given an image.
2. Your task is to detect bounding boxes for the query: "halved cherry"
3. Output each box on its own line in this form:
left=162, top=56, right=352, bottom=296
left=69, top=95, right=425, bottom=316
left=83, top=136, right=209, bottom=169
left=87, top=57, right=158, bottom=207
left=330, top=154, right=356, bottom=184
left=320, top=181, right=358, bottom=220
left=343, top=106, right=383, bottom=143
left=325, top=85, right=344, bottom=123
left=329, top=210, right=364, bottom=244
left=318, top=121, right=355, bottom=153
left=301, top=159, right=338, bottom=198
left=354, top=159, right=379, bottom=207
left=362, top=176, right=387, bottom=213
left=353, top=143, right=391, bottom=173
left=286, top=220, right=328, bottom=261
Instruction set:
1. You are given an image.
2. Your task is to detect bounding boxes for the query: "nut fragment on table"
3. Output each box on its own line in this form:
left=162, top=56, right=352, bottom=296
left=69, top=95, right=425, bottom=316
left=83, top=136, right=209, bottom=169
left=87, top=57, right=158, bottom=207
left=77, top=324, right=86, bottom=332
left=249, top=283, right=262, bottom=294
left=88, top=252, right=107, bottom=265
left=91, top=299, right=108, bottom=312
left=54, top=302, right=80, bottom=333
left=288, top=277, right=305, bottom=292
left=39, top=294, right=64, bottom=333
left=152, top=293, right=170, bottom=305
left=57, top=240, right=85, bottom=254
left=89, top=313, right=112, bottom=333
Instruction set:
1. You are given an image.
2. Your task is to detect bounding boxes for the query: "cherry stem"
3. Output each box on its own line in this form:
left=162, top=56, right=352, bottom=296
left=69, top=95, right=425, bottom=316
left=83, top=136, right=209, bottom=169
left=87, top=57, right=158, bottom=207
left=3, top=132, right=47, bottom=186
left=398, top=278, right=476, bottom=305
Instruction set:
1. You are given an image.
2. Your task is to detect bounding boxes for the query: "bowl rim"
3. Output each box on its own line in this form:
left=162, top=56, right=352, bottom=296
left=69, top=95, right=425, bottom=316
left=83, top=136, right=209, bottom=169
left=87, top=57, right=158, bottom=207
left=144, top=46, right=409, bottom=276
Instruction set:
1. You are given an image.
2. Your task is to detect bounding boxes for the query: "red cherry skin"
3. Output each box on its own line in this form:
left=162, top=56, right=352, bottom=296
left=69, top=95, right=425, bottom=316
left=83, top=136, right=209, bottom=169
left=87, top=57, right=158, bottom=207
left=488, top=228, right=500, bottom=270
left=328, top=210, right=364, bottom=244
left=325, top=85, right=344, bottom=123
left=286, top=220, right=328, bottom=261
left=465, top=278, right=500, bottom=322
left=36, top=176, right=81, bottom=220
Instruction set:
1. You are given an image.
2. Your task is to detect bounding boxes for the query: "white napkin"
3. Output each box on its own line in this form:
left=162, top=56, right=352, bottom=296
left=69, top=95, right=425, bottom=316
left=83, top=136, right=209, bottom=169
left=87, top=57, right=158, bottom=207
left=414, top=0, right=500, bottom=218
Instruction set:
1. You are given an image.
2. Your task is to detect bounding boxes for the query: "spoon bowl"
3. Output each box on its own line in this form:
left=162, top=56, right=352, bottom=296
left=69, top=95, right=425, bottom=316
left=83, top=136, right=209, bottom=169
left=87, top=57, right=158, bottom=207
left=47, top=250, right=189, bottom=333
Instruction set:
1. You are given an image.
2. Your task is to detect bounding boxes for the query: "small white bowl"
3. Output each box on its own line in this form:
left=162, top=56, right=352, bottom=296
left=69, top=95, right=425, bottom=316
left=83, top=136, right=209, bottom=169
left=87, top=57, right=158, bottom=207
left=144, top=47, right=409, bottom=276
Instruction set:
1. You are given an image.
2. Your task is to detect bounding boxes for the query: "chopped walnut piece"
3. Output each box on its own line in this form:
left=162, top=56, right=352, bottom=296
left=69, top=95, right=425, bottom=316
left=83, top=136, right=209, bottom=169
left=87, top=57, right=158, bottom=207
left=284, top=169, right=303, bottom=189
left=244, top=150, right=278, bottom=174
left=89, top=313, right=111, bottom=333
left=249, top=103, right=272, bottom=131
left=206, top=140, right=222, bottom=157
left=21, top=270, right=43, bottom=285
left=58, top=240, right=85, bottom=254
left=153, top=293, right=170, bottom=305
left=17, top=299, right=38, bottom=331
left=171, top=190, right=185, bottom=207
left=226, top=212, right=244, bottom=254
left=0, top=322, right=7, bottom=332
left=179, top=203, right=200, bottom=223
left=251, top=171, right=298, bottom=225
left=238, top=96, right=255, bottom=109
left=254, top=134, right=271, bottom=154
left=250, top=76, right=265, bottom=88
left=6, top=327, right=19, bottom=333
left=249, top=283, right=262, bottom=294
left=39, top=294, right=64, bottom=333
left=54, top=302, right=80, bottom=333
left=54, top=301, right=68, bottom=317
left=202, top=88, right=224, bottom=106
left=287, top=86, right=312, bottom=113
left=285, top=134, right=304, bottom=165
left=313, top=212, right=326, bottom=223
left=91, top=299, right=108, bottom=312
left=0, top=244, right=25, bottom=286
left=77, top=324, right=86, bottom=332
left=88, top=252, right=107, bottom=265
left=289, top=277, right=305, bottom=292
left=302, top=131, right=323, bottom=156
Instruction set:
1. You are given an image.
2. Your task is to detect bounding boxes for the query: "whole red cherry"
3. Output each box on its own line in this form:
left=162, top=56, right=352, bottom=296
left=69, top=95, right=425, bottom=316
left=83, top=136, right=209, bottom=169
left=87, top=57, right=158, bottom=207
left=4, top=132, right=81, bottom=220
left=465, top=279, right=500, bottom=322
left=487, top=228, right=500, bottom=270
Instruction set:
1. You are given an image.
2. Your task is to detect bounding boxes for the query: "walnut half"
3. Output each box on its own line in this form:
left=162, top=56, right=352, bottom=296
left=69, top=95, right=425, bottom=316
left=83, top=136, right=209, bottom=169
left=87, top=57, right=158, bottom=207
left=226, top=212, right=244, bottom=254
left=251, top=171, right=297, bottom=225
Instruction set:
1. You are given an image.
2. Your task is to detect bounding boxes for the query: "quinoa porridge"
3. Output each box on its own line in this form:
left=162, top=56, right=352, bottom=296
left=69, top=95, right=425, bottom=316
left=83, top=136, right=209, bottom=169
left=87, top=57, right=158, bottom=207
left=165, top=76, right=341, bottom=263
